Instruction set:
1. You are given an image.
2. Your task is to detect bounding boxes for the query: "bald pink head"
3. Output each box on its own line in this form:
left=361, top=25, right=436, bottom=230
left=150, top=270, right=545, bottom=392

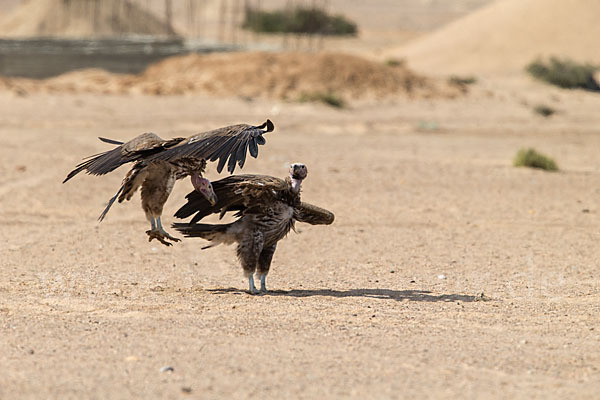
left=191, top=174, right=217, bottom=206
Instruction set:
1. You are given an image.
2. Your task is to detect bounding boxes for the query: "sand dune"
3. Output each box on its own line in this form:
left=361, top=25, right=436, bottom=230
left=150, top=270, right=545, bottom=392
left=388, top=0, right=600, bottom=76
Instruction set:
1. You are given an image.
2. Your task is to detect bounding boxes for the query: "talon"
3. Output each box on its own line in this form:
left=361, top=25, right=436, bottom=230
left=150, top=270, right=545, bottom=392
left=158, top=238, right=173, bottom=247
left=146, top=230, right=174, bottom=247
left=153, top=217, right=180, bottom=244
left=164, top=234, right=181, bottom=242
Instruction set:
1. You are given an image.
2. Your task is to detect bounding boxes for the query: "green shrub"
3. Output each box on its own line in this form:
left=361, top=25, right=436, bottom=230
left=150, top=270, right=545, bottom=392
left=526, top=57, right=600, bottom=91
left=384, top=58, right=404, bottom=67
left=448, top=75, right=477, bottom=85
left=243, top=7, right=357, bottom=36
left=417, top=120, right=440, bottom=131
left=298, top=91, right=345, bottom=108
left=243, top=9, right=287, bottom=33
left=513, top=148, right=558, bottom=171
left=533, top=104, right=556, bottom=117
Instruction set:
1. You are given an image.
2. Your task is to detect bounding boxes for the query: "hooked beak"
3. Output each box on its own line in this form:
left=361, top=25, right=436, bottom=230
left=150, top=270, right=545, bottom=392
left=201, top=186, right=218, bottom=206
left=191, top=175, right=218, bottom=206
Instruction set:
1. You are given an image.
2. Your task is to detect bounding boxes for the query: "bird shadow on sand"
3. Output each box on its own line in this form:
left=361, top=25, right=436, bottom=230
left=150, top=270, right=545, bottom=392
left=207, top=288, right=488, bottom=303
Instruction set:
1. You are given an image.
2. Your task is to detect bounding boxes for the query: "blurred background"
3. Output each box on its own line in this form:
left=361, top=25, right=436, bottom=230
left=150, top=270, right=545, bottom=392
left=1, top=0, right=598, bottom=98
left=0, top=0, right=493, bottom=78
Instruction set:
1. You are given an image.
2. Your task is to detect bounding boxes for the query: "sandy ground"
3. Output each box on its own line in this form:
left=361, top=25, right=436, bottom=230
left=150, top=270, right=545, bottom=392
left=1, top=77, right=600, bottom=399
left=388, top=0, right=600, bottom=76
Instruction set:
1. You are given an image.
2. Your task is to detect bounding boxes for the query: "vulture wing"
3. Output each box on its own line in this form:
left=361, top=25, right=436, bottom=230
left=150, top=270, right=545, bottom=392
left=174, top=174, right=287, bottom=223
left=294, top=202, right=335, bottom=225
left=63, top=133, right=184, bottom=183
left=148, top=120, right=274, bottom=174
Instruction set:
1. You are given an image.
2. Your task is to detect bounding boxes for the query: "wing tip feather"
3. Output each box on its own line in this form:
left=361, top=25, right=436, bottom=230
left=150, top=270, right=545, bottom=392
left=265, top=119, right=274, bottom=132
left=98, top=137, right=124, bottom=145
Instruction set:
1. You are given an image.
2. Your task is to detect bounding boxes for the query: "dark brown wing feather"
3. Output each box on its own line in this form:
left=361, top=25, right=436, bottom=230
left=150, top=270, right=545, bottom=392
left=174, top=174, right=286, bottom=223
left=148, top=120, right=274, bottom=174
left=294, top=202, right=335, bottom=225
left=63, top=133, right=184, bottom=183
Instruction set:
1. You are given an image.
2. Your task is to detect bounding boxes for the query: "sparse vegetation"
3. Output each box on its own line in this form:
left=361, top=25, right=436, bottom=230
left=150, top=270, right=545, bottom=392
left=448, top=75, right=477, bottom=86
left=526, top=57, right=600, bottom=91
left=513, top=148, right=558, bottom=171
left=385, top=58, right=404, bottom=67
left=242, top=7, right=357, bottom=36
left=298, top=91, right=345, bottom=108
left=417, top=120, right=440, bottom=132
left=533, top=104, right=556, bottom=117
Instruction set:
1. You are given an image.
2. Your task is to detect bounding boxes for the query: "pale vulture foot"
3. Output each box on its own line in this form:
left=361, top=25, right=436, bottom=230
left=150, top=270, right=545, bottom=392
left=146, top=216, right=181, bottom=247
left=248, top=275, right=261, bottom=295
left=259, top=274, right=267, bottom=293
left=146, top=229, right=180, bottom=247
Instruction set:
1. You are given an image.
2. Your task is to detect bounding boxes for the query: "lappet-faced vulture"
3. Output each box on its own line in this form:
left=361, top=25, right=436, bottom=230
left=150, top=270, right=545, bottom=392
left=172, top=163, right=334, bottom=294
left=63, top=120, right=274, bottom=246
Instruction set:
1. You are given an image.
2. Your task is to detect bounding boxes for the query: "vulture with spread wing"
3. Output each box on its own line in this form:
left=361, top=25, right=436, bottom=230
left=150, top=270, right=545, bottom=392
left=172, top=163, right=334, bottom=294
left=63, top=120, right=274, bottom=246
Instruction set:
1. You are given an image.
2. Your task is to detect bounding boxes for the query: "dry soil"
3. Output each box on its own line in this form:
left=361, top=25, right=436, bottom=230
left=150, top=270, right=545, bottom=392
left=1, top=75, right=600, bottom=399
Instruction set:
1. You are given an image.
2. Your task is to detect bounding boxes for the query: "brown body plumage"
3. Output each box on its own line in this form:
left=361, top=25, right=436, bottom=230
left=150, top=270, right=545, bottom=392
left=63, top=120, right=274, bottom=245
left=173, top=164, right=334, bottom=293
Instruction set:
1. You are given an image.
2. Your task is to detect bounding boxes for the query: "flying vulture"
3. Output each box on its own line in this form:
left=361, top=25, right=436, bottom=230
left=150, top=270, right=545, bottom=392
left=63, top=120, right=274, bottom=246
left=172, top=163, right=335, bottom=294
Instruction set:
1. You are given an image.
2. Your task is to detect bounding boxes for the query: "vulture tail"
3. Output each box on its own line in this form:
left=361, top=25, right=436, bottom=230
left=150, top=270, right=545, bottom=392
left=172, top=222, right=234, bottom=249
left=98, top=184, right=125, bottom=222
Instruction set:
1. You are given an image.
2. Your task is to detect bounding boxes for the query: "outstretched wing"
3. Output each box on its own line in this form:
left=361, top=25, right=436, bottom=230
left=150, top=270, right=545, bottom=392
left=148, top=120, right=274, bottom=174
left=63, top=133, right=184, bottom=183
left=174, top=174, right=287, bottom=223
left=294, top=202, right=335, bottom=225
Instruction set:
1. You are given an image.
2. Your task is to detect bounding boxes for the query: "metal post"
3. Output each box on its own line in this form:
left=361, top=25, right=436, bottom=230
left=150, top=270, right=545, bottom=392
left=218, top=0, right=227, bottom=43
left=165, top=0, right=173, bottom=36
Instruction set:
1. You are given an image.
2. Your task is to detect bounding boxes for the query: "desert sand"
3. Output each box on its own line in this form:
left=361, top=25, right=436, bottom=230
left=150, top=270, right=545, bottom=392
left=389, top=0, right=600, bottom=75
left=1, top=73, right=600, bottom=398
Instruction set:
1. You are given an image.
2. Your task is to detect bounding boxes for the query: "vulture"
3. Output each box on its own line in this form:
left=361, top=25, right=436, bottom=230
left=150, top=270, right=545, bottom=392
left=172, top=163, right=334, bottom=294
left=63, top=120, right=274, bottom=246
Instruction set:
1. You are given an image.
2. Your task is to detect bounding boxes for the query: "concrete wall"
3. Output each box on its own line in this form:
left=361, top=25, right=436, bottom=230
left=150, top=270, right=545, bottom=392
left=0, top=37, right=236, bottom=78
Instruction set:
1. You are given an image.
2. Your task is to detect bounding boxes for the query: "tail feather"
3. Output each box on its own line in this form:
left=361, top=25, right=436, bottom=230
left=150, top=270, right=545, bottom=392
left=172, top=222, right=233, bottom=248
left=96, top=164, right=145, bottom=221
left=98, top=184, right=124, bottom=222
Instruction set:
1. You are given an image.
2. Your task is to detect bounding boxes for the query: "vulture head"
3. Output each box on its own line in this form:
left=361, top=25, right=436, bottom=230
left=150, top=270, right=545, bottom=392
left=191, top=174, right=218, bottom=206
left=289, top=163, right=307, bottom=193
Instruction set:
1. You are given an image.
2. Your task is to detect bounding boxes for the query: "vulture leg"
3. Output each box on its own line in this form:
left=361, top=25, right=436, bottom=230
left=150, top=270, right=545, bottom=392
left=156, top=217, right=181, bottom=242
left=248, top=275, right=258, bottom=294
left=146, top=222, right=172, bottom=247
left=238, top=229, right=264, bottom=295
left=260, top=275, right=266, bottom=293
left=146, top=217, right=181, bottom=246
left=142, top=163, right=180, bottom=246
left=146, top=217, right=169, bottom=246
left=257, top=244, right=277, bottom=293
